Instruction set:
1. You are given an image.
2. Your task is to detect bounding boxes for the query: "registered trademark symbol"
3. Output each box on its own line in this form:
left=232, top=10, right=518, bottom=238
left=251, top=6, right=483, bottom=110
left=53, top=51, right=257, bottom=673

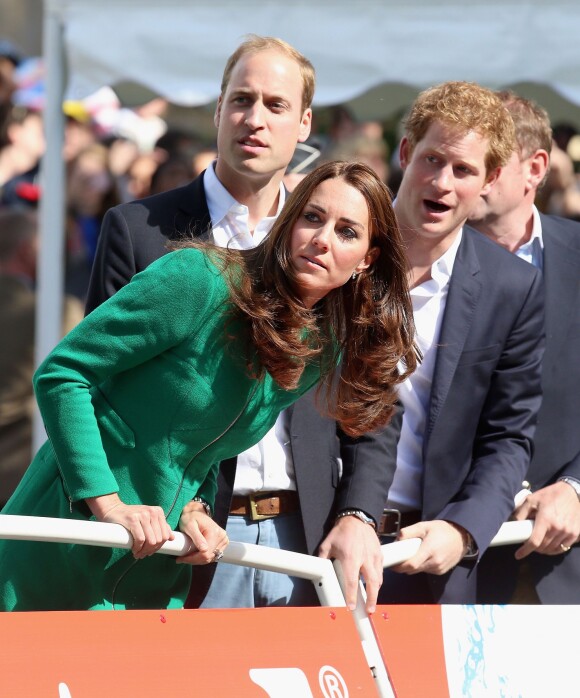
left=319, top=665, right=348, bottom=698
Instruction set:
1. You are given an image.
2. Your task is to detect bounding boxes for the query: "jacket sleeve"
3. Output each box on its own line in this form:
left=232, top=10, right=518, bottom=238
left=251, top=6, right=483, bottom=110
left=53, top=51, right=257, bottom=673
left=438, top=269, right=545, bottom=555
left=555, top=451, right=580, bottom=483
left=85, top=206, right=137, bottom=314
left=334, top=402, right=403, bottom=526
left=34, top=250, right=221, bottom=501
left=195, top=465, right=219, bottom=511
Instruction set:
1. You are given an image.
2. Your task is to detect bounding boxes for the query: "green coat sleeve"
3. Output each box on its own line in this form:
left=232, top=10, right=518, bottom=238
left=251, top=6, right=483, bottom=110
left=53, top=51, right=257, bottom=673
left=34, top=249, right=224, bottom=501
left=196, top=464, right=219, bottom=510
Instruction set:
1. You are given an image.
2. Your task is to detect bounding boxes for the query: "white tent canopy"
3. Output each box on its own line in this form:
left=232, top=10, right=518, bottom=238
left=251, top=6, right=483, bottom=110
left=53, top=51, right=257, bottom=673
left=36, top=0, right=580, bottom=446
left=62, top=0, right=580, bottom=109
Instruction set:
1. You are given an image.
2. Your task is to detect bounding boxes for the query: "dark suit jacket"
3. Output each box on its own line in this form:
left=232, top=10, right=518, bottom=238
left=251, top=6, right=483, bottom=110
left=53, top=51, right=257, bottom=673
left=477, top=214, right=580, bottom=604
left=379, top=226, right=545, bottom=604
left=86, top=174, right=396, bottom=606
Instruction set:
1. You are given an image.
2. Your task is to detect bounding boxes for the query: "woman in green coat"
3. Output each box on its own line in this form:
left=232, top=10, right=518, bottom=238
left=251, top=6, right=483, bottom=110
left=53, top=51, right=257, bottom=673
left=0, top=161, right=417, bottom=611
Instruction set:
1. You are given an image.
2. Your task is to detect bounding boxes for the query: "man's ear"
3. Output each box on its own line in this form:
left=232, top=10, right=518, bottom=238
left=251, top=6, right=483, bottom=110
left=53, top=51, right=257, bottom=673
left=527, top=149, right=550, bottom=190
left=399, top=137, right=411, bottom=170
left=481, top=166, right=501, bottom=195
left=298, top=108, right=313, bottom=143
left=214, top=96, right=222, bottom=129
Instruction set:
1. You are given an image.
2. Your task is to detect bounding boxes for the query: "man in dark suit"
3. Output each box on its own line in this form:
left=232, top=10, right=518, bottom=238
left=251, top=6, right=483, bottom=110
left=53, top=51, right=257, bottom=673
left=469, top=92, right=580, bottom=604
left=376, top=82, right=544, bottom=604
left=86, top=36, right=387, bottom=613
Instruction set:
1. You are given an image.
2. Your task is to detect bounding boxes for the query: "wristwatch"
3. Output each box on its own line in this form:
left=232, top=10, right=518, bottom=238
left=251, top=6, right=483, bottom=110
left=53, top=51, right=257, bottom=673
left=559, top=477, right=580, bottom=502
left=336, top=509, right=376, bottom=529
left=463, top=532, right=478, bottom=559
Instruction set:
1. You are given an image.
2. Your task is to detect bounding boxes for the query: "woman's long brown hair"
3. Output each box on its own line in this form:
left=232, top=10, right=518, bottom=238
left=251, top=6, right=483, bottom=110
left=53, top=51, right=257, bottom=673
left=173, top=161, right=418, bottom=437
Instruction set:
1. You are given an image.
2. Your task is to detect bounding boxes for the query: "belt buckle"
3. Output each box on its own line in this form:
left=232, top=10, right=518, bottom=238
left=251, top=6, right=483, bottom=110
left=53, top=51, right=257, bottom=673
left=380, top=508, right=402, bottom=537
left=248, top=492, right=276, bottom=521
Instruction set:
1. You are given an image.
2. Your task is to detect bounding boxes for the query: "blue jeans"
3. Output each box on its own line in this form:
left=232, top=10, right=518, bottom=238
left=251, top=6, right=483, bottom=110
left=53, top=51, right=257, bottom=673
left=199, top=511, right=320, bottom=608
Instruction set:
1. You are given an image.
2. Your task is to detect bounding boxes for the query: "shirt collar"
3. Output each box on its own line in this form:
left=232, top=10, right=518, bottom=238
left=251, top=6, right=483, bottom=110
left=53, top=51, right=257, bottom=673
left=524, top=205, right=544, bottom=249
left=203, top=160, right=237, bottom=227
left=203, top=160, right=286, bottom=229
left=430, top=227, right=463, bottom=287
left=515, top=205, right=544, bottom=270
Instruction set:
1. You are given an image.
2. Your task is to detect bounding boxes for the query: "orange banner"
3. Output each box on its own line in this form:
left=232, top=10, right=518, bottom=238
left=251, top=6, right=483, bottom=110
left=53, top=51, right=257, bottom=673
left=0, top=607, right=377, bottom=697
left=372, top=605, right=449, bottom=697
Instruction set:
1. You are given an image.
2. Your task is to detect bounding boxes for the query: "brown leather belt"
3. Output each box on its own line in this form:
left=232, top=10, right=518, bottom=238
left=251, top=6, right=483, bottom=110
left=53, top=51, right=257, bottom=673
left=230, top=491, right=300, bottom=521
left=378, top=509, right=422, bottom=537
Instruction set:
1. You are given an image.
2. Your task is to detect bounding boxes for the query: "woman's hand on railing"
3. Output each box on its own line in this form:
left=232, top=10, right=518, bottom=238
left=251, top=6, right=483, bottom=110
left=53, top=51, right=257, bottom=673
left=86, top=494, right=174, bottom=559
left=177, top=502, right=229, bottom=565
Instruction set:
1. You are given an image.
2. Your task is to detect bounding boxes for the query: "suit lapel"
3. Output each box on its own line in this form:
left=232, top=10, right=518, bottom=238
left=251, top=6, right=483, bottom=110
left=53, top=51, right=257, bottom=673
left=426, top=229, right=482, bottom=441
left=173, top=174, right=212, bottom=239
left=541, top=217, right=580, bottom=359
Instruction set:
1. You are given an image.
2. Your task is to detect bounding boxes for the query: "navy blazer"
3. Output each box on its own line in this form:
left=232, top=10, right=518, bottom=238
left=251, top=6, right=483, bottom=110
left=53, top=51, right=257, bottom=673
left=86, top=174, right=397, bottom=606
left=477, top=214, right=580, bottom=603
left=379, top=226, right=545, bottom=604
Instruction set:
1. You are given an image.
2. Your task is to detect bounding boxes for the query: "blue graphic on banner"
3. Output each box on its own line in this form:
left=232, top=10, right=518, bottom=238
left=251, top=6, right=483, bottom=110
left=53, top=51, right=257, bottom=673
left=442, top=605, right=578, bottom=698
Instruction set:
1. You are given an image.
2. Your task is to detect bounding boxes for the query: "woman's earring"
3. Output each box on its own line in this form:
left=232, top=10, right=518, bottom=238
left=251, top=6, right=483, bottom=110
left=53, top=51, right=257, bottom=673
left=352, top=271, right=358, bottom=280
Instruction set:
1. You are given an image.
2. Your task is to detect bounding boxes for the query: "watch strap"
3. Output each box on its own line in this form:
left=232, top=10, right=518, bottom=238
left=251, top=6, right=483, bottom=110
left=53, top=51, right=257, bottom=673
left=559, top=477, right=580, bottom=502
left=335, top=508, right=376, bottom=529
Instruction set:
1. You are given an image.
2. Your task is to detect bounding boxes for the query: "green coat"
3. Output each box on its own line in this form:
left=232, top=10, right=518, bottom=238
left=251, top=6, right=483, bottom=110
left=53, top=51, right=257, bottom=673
left=0, top=249, right=322, bottom=611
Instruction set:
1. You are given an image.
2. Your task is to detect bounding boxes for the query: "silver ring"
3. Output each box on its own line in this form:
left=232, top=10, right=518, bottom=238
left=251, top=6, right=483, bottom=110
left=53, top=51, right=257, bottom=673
left=213, top=549, right=224, bottom=562
left=560, top=543, right=571, bottom=553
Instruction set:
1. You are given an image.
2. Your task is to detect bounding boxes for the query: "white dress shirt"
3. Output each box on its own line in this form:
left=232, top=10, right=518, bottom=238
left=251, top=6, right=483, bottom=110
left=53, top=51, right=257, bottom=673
left=388, top=229, right=464, bottom=511
left=515, top=205, right=544, bottom=271
left=205, top=162, right=285, bottom=249
left=203, top=163, right=296, bottom=494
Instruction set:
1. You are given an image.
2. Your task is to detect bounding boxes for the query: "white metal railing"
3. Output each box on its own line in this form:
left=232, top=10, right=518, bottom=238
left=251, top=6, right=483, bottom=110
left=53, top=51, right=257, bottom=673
left=0, top=516, right=534, bottom=567
left=0, top=515, right=534, bottom=698
left=0, top=514, right=345, bottom=607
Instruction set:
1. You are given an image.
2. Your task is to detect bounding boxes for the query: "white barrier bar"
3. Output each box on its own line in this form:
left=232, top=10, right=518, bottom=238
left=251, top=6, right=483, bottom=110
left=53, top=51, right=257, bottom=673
left=224, top=540, right=345, bottom=607
left=488, top=519, right=533, bottom=547
left=381, top=538, right=422, bottom=568
left=0, top=514, right=345, bottom=607
left=0, top=514, right=192, bottom=555
left=0, top=515, right=534, bottom=601
left=333, top=560, right=395, bottom=698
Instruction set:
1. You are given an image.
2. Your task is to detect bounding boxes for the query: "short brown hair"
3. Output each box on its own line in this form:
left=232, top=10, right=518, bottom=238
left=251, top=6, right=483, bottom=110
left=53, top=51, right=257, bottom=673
left=404, top=81, right=516, bottom=173
left=220, top=35, right=315, bottom=113
left=496, top=90, right=553, bottom=158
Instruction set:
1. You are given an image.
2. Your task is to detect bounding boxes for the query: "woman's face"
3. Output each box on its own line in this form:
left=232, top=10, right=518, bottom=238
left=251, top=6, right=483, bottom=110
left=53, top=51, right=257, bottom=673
left=290, top=177, right=379, bottom=308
